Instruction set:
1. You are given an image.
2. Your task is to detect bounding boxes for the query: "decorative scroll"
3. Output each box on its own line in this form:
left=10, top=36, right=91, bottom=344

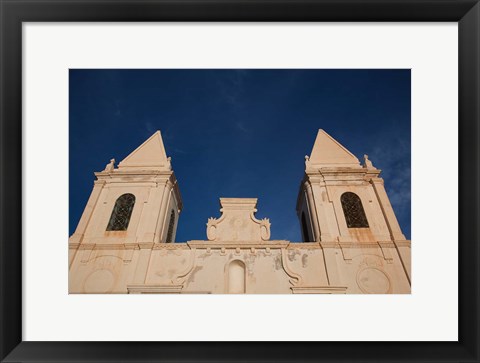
left=205, top=198, right=272, bottom=242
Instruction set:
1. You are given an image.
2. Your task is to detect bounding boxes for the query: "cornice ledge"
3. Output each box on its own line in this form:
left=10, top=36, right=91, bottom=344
left=127, top=284, right=183, bottom=294
left=319, top=241, right=340, bottom=249
left=153, top=243, right=190, bottom=250
left=339, top=241, right=381, bottom=249
left=78, top=243, right=96, bottom=250
left=76, top=243, right=148, bottom=250
left=138, top=242, right=155, bottom=249
left=377, top=241, right=396, bottom=249
left=312, top=167, right=373, bottom=175
left=287, top=242, right=321, bottom=249
left=95, top=243, right=133, bottom=250
left=95, top=170, right=172, bottom=178
left=394, top=240, right=412, bottom=248
left=187, top=240, right=290, bottom=249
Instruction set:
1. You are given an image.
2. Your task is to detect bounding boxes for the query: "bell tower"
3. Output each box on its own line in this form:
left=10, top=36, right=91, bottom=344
left=69, top=131, right=182, bottom=247
left=297, top=129, right=407, bottom=244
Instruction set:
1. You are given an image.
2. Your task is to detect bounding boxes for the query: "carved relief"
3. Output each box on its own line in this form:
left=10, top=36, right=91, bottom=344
left=206, top=217, right=219, bottom=240
left=260, top=220, right=271, bottom=240
left=245, top=255, right=256, bottom=276
left=359, top=255, right=384, bottom=268
left=356, top=267, right=391, bottom=294
left=83, top=269, right=115, bottom=293
left=281, top=248, right=303, bottom=286
left=174, top=249, right=197, bottom=285
left=353, top=254, right=391, bottom=293
left=154, top=249, right=197, bottom=286
left=205, top=198, right=271, bottom=242
left=82, top=255, right=123, bottom=293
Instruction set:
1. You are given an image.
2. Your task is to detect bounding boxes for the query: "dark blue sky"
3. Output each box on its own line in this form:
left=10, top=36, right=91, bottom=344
left=69, top=69, right=411, bottom=241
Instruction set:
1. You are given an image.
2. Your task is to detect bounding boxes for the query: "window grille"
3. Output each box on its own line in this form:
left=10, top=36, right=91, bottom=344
left=106, top=193, right=135, bottom=231
left=341, top=192, right=369, bottom=228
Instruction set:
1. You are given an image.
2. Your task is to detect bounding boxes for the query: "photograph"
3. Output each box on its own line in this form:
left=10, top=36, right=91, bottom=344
left=68, top=69, right=411, bottom=294
left=2, top=1, right=478, bottom=360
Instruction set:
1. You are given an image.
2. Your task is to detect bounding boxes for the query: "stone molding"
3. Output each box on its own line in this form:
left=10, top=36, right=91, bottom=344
left=287, top=242, right=322, bottom=249
left=319, top=241, right=341, bottom=249
left=127, top=284, right=183, bottom=294
left=339, top=241, right=395, bottom=249
left=394, top=240, right=412, bottom=248
left=70, top=240, right=407, bottom=252
left=188, top=240, right=290, bottom=249
left=290, top=286, right=348, bottom=294
left=95, top=170, right=172, bottom=178
left=153, top=243, right=190, bottom=250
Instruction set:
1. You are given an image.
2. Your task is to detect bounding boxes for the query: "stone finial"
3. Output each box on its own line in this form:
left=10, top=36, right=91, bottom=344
left=206, top=198, right=271, bottom=242
left=363, top=154, right=374, bottom=169
left=104, top=158, right=115, bottom=172
left=304, top=155, right=312, bottom=170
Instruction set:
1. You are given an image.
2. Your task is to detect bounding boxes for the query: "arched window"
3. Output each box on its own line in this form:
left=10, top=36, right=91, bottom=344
left=165, top=210, right=176, bottom=243
left=106, top=193, right=135, bottom=231
left=227, top=260, right=246, bottom=294
left=341, top=192, right=369, bottom=228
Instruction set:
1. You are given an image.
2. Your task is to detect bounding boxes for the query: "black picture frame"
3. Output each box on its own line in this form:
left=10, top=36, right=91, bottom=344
left=1, top=1, right=479, bottom=362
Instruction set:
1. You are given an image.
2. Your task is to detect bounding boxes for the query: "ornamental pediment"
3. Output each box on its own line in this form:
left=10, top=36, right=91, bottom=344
left=206, top=198, right=271, bottom=242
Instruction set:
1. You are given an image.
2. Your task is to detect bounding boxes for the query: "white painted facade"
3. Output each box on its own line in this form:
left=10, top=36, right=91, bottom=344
left=69, top=130, right=411, bottom=294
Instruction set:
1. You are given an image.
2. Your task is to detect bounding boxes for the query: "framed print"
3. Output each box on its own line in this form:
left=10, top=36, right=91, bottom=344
left=67, top=68, right=413, bottom=297
left=1, top=1, right=479, bottom=362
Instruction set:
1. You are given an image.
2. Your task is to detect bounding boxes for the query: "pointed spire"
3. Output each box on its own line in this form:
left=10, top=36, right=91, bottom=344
left=308, top=129, right=361, bottom=168
left=118, top=131, right=172, bottom=171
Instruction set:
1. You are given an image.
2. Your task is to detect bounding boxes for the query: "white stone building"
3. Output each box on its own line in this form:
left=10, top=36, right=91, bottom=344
left=69, top=130, right=411, bottom=294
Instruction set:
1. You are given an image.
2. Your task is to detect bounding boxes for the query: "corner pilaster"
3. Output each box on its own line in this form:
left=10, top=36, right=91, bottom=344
left=370, top=177, right=406, bottom=241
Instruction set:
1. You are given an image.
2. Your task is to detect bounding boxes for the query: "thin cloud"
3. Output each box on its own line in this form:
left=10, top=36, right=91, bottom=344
left=145, top=121, right=155, bottom=134
left=174, top=148, right=188, bottom=155
left=236, top=121, right=249, bottom=133
left=367, top=135, right=411, bottom=235
left=114, top=99, right=122, bottom=117
left=217, top=70, right=248, bottom=107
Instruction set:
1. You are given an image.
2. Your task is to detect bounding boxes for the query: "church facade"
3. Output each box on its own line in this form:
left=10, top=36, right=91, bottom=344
left=69, top=130, right=411, bottom=294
